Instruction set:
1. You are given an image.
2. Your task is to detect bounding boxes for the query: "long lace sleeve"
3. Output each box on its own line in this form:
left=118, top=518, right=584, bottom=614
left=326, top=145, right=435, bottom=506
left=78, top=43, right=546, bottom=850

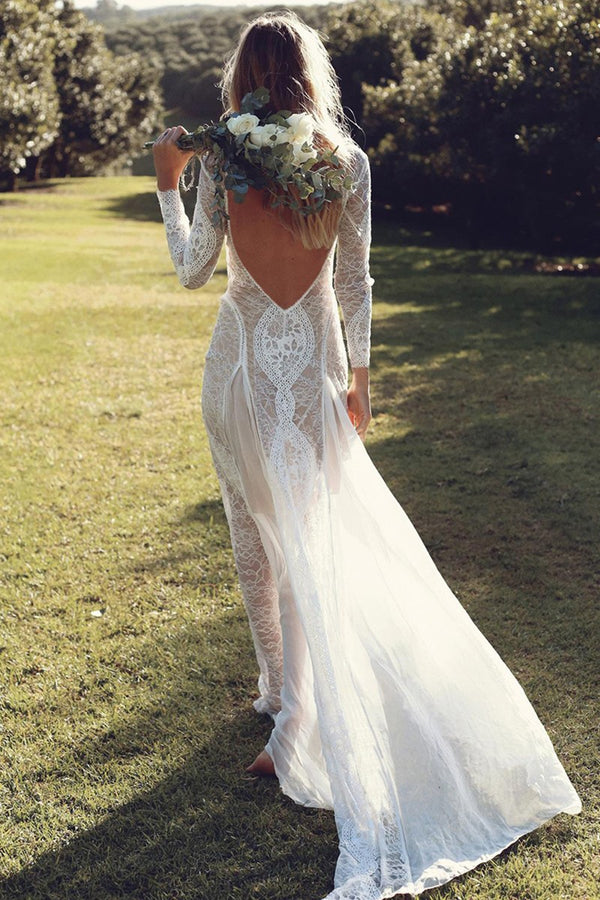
left=334, top=147, right=374, bottom=369
left=156, top=158, right=225, bottom=290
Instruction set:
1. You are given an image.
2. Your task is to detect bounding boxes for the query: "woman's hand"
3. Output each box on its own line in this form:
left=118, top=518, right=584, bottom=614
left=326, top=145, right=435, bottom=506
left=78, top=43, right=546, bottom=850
left=347, top=367, right=371, bottom=441
left=152, top=126, right=195, bottom=191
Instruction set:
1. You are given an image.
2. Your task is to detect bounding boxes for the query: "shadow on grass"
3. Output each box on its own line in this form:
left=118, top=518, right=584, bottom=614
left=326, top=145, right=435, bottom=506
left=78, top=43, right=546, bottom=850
left=126, top=498, right=232, bottom=594
left=372, top=219, right=600, bottom=276
left=0, top=612, right=335, bottom=900
left=181, top=496, right=226, bottom=523
left=366, top=252, right=599, bottom=723
left=104, top=190, right=164, bottom=224
left=104, top=189, right=198, bottom=225
left=0, top=181, right=64, bottom=199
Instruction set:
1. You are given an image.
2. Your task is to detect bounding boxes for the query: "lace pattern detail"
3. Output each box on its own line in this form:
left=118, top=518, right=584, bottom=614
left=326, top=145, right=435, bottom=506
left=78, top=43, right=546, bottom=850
left=330, top=818, right=411, bottom=899
left=222, top=486, right=284, bottom=716
left=334, top=149, right=374, bottom=368
left=345, top=298, right=372, bottom=370
left=254, top=304, right=318, bottom=509
left=156, top=159, right=224, bottom=289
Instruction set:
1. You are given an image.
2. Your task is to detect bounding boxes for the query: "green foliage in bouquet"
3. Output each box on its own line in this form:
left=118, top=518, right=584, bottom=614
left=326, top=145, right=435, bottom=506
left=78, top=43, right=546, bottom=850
left=146, top=88, right=354, bottom=225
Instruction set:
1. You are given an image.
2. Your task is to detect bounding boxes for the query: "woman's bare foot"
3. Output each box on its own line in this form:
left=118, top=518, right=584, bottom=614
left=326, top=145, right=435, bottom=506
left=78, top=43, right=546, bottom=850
left=246, top=749, right=275, bottom=777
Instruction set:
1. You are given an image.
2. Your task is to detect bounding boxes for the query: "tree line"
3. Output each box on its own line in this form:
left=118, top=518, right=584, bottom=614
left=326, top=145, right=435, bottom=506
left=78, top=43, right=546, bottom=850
left=2, top=0, right=598, bottom=250
left=0, top=0, right=161, bottom=189
left=105, top=0, right=600, bottom=251
left=349, top=0, right=600, bottom=251
left=103, top=4, right=325, bottom=122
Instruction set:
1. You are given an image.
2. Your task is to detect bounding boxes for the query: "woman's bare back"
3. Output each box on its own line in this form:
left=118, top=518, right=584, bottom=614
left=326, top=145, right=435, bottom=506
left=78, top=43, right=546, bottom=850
left=227, top=187, right=332, bottom=310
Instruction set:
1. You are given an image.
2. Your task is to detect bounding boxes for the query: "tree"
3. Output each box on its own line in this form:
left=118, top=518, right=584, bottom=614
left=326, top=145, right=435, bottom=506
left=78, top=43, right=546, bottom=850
left=0, top=0, right=60, bottom=189
left=87, top=0, right=133, bottom=25
left=325, top=1, right=409, bottom=132
left=426, top=0, right=519, bottom=28
left=41, top=1, right=162, bottom=178
left=1, top=0, right=162, bottom=187
left=170, top=60, right=223, bottom=121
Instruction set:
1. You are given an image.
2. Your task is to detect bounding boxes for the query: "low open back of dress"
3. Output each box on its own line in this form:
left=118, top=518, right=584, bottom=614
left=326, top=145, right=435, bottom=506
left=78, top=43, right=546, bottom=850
left=226, top=187, right=333, bottom=310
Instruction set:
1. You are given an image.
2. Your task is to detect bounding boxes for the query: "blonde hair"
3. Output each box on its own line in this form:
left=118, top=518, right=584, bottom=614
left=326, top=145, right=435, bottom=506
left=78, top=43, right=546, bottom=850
left=221, top=11, right=354, bottom=249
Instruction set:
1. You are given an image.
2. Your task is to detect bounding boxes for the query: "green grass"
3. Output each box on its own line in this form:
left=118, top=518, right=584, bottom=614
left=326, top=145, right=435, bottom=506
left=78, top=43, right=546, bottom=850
left=0, top=177, right=598, bottom=900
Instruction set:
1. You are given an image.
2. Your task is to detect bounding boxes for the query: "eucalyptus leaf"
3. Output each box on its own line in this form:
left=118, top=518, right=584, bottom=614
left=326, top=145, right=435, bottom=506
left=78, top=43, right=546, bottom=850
left=253, top=86, right=270, bottom=105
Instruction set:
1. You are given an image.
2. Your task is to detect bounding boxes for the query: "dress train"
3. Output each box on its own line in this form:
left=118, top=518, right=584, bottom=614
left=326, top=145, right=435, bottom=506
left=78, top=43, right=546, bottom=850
left=223, top=363, right=581, bottom=898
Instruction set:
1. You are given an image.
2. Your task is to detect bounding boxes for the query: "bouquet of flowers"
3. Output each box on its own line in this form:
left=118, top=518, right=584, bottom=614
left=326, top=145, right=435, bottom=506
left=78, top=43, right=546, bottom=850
left=145, top=87, right=354, bottom=226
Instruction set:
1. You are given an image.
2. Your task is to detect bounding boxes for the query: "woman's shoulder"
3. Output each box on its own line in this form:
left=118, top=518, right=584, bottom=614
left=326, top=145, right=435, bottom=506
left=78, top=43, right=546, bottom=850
left=347, top=141, right=369, bottom=162
left=338, top=141, right=370, bottom=199
left=343, top=141, right=370, bottom=178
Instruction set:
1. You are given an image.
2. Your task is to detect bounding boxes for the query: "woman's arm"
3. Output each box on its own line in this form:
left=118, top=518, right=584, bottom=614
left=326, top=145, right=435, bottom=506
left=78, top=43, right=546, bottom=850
left=334, top=148, right=374, bottom=439
left=154, top=126, right=225, bottom=290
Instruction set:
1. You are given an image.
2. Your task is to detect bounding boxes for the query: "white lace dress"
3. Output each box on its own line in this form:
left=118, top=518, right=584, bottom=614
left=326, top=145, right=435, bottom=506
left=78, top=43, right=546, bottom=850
left=156, top=147, right=581, bottom=899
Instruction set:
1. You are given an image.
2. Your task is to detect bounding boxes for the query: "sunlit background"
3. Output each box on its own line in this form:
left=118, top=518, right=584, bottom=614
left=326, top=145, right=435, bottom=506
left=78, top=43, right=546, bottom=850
left=73, top=0, right=341, bottom=7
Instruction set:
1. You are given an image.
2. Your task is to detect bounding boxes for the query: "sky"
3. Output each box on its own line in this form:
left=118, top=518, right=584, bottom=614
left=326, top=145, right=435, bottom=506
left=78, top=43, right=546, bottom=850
left=74, top=0, right=338, bottom=8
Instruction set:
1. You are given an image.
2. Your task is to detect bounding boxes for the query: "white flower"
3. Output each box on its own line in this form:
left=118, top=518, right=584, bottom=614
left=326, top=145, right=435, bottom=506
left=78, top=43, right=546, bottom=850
left=285, top=113, right=314, bottom=144
left=226, top=113, right=260, bottom=136
left=247, top=123, right=288, bottom=149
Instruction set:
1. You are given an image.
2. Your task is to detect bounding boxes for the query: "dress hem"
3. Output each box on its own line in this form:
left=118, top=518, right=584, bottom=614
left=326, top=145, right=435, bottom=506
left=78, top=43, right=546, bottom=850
left=323, top=799, right=582, bottom=899
left=265, top=731, right=582, bottom=897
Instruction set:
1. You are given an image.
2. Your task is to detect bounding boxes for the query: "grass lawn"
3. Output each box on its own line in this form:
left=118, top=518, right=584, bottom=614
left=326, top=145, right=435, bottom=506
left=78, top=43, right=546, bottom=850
left=0, top=176, right=598, bottom=900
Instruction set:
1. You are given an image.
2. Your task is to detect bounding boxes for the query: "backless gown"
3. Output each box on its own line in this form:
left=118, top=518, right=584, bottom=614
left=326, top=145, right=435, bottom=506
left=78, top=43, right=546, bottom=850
left=156, top=146, right=581, bottom=899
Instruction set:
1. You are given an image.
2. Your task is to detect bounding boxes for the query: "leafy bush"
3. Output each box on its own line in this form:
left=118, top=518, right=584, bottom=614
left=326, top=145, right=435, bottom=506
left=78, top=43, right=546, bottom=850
left=364, top=0, right=600, bottom=250
left=0, top=0, right=162, bottom=187
left=0, top=0, right=60, bottom=188
left=325, top=0, right=409, bottom=131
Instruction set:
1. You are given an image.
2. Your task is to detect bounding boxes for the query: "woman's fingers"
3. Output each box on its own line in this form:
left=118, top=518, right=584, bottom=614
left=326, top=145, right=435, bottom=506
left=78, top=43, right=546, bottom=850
left=168, top=125, right=189, bottom=141
left=154, top=128, right=172, bottom=145
left=154, top=125, right=189, bottom=145
left=347, top=387, right=371, bottom=441
left=152, top=126, right=193, bottom=191
left=355, top=410, right=371, bottom=441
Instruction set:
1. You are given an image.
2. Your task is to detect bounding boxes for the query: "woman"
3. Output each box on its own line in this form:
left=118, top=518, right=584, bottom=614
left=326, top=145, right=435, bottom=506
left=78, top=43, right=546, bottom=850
left=152, top=12, right=581, bottom=899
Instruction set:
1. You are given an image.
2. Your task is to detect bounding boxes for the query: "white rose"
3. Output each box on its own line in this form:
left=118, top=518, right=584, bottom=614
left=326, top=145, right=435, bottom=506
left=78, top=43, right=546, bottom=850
left=285, top=113, right=314, bottom=143
left=247, top=123, right=287, bottom=149
left=226, top=113, right=260, bottom=136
